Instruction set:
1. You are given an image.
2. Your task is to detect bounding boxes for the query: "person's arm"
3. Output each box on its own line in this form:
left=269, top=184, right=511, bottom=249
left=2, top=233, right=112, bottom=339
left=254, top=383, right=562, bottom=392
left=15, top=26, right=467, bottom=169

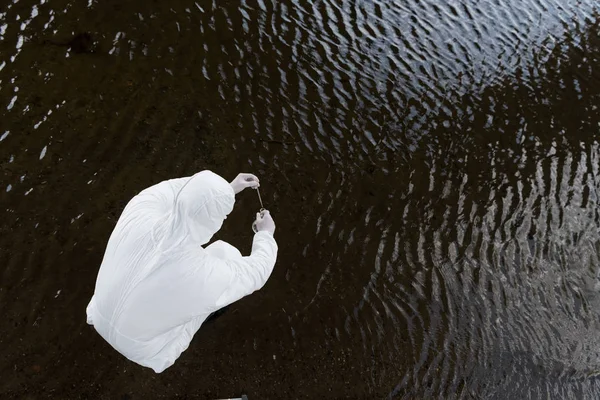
left=124, top=176, right=192, bottom=217
left=214, top=231, right=278, bottom=309
left=129, top=172, right=258, bottom=219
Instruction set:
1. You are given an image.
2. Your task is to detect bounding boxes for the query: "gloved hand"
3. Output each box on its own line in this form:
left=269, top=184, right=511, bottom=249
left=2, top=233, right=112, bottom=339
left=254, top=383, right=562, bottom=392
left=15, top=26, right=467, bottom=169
left=254, top=210, right=276, bottom=235
left=230, top=173, right=260, bottom=194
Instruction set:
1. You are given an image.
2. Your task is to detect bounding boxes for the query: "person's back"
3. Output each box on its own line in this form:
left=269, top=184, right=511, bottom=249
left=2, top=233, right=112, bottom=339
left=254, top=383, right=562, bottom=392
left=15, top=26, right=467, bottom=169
left=87, top=171, right=277, bottom=373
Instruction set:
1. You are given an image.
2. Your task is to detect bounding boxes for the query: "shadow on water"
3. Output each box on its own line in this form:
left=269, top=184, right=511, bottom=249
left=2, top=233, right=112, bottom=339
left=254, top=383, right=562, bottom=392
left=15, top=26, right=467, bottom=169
left=1, top=0, right=600, bottom=398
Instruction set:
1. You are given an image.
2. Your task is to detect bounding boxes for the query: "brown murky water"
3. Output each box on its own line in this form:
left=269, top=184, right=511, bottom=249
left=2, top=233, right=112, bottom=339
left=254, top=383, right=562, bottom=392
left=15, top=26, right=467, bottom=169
left=2, top=0, right=600, bottom=398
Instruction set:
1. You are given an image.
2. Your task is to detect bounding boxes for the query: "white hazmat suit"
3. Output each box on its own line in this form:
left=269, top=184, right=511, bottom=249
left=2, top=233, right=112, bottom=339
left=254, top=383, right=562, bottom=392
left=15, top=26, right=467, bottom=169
left=86, top=170, right=278, bottom=373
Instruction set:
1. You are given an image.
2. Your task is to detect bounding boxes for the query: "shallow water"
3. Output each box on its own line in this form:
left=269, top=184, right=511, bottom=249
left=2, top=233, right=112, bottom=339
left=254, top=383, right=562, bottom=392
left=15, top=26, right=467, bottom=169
left=1, top=0, right=600, bottom=398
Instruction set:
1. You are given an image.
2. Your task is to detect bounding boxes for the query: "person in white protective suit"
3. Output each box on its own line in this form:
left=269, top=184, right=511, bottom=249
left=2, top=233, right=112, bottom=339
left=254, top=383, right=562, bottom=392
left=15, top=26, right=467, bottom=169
left=86, top=171, right=277, bottom=373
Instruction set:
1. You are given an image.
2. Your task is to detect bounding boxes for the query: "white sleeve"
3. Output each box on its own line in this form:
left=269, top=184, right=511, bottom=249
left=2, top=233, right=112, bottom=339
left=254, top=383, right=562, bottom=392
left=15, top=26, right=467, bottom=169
left=119, top=177, right=192, bottom=223
left=214, top=231, right=278, bottom=309
left=134, top=177, right=191, bottom=213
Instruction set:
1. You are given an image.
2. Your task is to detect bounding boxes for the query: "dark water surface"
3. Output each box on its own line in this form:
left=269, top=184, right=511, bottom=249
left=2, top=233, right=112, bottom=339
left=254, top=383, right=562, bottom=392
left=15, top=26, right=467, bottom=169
left=2, top=0, right=600, bottom=398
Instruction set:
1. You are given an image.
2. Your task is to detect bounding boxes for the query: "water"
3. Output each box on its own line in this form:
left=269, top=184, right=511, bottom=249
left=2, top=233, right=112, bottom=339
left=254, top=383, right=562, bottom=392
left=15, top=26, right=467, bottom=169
left=1, top=0, right=600, bottom=398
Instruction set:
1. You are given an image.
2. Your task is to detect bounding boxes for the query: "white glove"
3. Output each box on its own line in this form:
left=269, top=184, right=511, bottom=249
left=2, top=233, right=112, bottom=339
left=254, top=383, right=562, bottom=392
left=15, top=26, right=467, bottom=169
left=254, top=210, right=276, bottom=235
left=230, top=173, right=260, bottom=194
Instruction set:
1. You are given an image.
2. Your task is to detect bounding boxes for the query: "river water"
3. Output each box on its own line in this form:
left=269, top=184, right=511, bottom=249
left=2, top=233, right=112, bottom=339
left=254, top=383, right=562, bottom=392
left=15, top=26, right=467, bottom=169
left=1, top=0, right=600, bottom=399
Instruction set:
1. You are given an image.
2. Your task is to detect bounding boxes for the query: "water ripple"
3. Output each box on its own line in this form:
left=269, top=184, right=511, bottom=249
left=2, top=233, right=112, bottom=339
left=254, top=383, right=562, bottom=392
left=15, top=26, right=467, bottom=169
left=1, top=0, right=600, bottom=398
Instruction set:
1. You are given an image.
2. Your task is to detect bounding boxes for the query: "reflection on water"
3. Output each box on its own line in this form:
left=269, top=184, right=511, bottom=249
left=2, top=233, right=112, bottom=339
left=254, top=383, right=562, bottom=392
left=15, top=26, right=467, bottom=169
left=1, top=0, right=600, bottom=398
